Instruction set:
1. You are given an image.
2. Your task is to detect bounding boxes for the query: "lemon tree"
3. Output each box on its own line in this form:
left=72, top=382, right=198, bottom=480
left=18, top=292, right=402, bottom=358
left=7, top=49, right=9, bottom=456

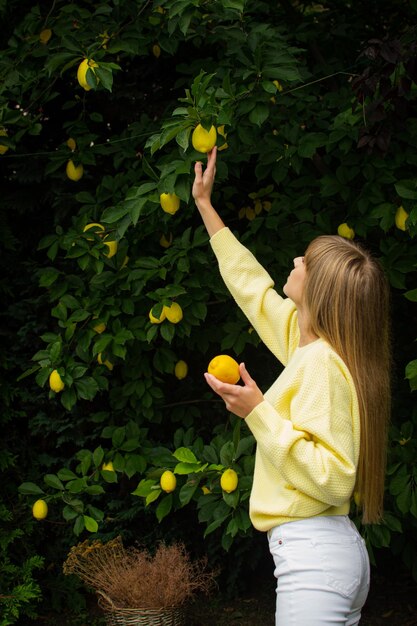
left=1, top=1, right=417, bottom=618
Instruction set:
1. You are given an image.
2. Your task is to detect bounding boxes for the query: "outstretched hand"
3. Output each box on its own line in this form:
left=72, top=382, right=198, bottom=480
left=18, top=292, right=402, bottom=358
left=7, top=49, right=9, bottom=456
left=192, top=146, right=217, bottom=210
left=204, top=362, right=264, bottom=419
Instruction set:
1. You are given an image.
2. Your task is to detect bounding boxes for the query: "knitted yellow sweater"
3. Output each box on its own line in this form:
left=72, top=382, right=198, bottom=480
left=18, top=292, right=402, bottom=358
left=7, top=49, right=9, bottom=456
left=210, top=227, right=360, bottom=532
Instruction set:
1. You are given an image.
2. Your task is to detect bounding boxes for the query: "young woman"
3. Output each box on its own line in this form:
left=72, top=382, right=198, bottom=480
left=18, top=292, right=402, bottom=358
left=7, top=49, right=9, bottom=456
left=192, top=147, right=391, bottom=625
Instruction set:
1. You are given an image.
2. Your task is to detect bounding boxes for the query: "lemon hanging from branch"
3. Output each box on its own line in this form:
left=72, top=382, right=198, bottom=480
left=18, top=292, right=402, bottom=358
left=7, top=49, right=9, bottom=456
left=192, top=124, right=217, bottom=153
left=77, top=58, right=99, bottom=91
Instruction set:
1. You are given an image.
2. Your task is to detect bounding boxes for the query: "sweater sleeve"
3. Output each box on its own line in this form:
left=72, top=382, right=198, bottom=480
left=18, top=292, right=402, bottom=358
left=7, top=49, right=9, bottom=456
left=245, top=349, right=358, bottom=507
left=210, top=227, right=299, bottom=366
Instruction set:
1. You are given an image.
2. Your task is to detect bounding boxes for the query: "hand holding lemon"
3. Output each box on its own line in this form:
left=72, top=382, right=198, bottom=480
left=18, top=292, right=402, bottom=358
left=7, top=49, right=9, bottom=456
left=204, top=357, right=264, bottom=419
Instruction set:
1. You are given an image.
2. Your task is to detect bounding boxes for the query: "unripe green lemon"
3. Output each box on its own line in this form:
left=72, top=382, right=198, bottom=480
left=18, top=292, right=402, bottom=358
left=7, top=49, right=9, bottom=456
left=174, top=360, right=188, bottom=380
left=160, top=193, right=180, bottom=215
left=66, top=160, right=83, bottom=181
left=395, top=205, right=409, bottom=231
left=208, top=355, right=240, bottom=384
left=191, top=124, right=217, bottom=153
left=220, top=468, right=238, bottom=493
left=160, top=470, right=176, bottom=493
left=32, top=499, right=48, bottom=520
left=165, top=302, right=183, bottom=324
left=66, top=137, right=77, bottom=151
left=337, top=223, right=355, bottom=239
left=49, top=369, right=65, bottom=393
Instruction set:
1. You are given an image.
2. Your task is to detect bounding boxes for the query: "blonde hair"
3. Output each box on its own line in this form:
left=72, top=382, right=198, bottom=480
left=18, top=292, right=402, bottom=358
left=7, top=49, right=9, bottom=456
left=304, top=235, right=391, bottom=524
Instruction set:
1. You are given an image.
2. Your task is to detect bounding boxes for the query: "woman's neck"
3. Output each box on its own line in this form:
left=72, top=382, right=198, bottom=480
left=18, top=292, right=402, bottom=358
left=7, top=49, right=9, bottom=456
left=297, top=307, right=319, bottom=347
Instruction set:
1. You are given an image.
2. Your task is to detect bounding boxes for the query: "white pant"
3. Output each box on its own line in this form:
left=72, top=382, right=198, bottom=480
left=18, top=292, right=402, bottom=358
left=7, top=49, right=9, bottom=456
left=268, top=515, right=370, bottom=625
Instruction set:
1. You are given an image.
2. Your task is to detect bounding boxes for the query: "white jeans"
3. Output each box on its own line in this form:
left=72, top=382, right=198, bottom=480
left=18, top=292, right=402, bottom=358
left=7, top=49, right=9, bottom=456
left=268, top=515, right=370, bottom=625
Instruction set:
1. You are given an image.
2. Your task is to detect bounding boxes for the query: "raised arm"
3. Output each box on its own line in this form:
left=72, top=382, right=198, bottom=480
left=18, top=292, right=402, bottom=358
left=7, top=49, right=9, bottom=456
left=192, top=147, right=225, bottom=237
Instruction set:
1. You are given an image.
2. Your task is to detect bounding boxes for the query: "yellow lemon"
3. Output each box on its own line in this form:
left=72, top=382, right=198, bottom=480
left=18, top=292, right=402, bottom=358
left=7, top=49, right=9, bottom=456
left=0, top=128, right=9, bottom=155
left=192, top=124, right=217, bottom=153
left=353, top=491, right=361, bottom=507
left=39, top=28, right=52, bottom=44
left=152, top=44, right=161, bottom=58
left=208, top=355, right=240, bottom=384
left=159, top=233, right=173, bottom=248
left=77, top=58, right=98, bottom=91
left=174, top=360, right=188, bottom=380
left=165, top=302, right=183, bottom=324
left=149, top=306, right=166, bottom=324
left=395, top=205, right=409, bottom=231
left=160, top=470, right=176, bottom=493
left=66, top=160, right=83, bottom=181
left=337, top=223, right=355, bottom=239
left=273, top=79, right=283, bottom=92
left=49, top=369, right=65, bottom=393
left=160, top=193, right=180, bottom=215
left=93, top=321, right=106, bottom=334
left=103, top=239, right=118, bottom=258
left=201, top=486, right=211, bottom=495
left=66, top=137, right=77, bottom=151
left=32, top=499, right=48, bottom=520
left=97, top=353, right=113, bottom=370
left=83, top=222, right=105, bottom=240
left=220, top=468, right=238, bottom=493
left=102, top=461, right=114, bottom=471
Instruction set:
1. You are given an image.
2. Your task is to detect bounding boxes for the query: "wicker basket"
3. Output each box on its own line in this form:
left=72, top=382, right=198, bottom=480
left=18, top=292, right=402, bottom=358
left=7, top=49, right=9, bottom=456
left=98, top=592, right=184, bottom=626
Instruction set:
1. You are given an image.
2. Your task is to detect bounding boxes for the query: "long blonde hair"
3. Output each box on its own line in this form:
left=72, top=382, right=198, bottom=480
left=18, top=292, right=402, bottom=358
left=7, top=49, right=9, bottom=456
left=304, top=235, right=391, bottom=524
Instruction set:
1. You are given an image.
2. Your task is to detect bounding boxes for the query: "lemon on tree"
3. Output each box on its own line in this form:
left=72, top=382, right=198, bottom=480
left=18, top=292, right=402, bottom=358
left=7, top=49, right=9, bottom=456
left=160, top=193, right=180, bottom=215
left=149, top=305, right=167, bottom=324
left=159, top=232, right=173, bottom=248
left=103, top=238, right=118, bottom=258
left=77, top=58, right=98, bottom=91
left=165, top=302, right=183, bottom=324
left=174, top=360, right=188, bottom=380
left=102, top=461, right=114, bottom=471
left=39, top=28, right=52, bottom=44
left=66, top=160, right=83, bottom=181
left=93, top=321, right=106, bottom=334
left=97, top=353, right=113, bottom=370
left=0, top=128, right=9, bottom=155
left=49, top=369, right=65, bottom=393
left=66, top=137, right=77, bottom=151
left=208, top=355, right=240, bottom=384
left=160, top=470, right=176, bottom=493
left=395, top=205, right=409, bottom=231
left=83, top=222, right=105, bottom=240
left=32, top=499, right=48, bottom=520
left=220, top=468, right=238, bottom=493
left=337, top=223, right=355, bottom=239
left=191, top=123, right=217, bottom=153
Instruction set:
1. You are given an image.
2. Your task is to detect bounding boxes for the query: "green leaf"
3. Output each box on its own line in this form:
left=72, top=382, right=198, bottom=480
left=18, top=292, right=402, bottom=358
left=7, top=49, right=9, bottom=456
left=179, top=481, right=199, bottom=506
left=173, top=447, right=198, bottom=464
left=131, top=479, right=156, bottom=497
left=83, top=515, right=99, bottom=532
left=73, top=515, right=85, bottom=536
left=57, top=468, right=78, bottom=481
left=18, top=482, right=44, bottom=496
left=93, top=446, right=104, bottom=468
left=156, top=493, right=173, bottom=522
left=394, top=180, right=417, bottom=200
left=43, top=474, right=64, bottom=490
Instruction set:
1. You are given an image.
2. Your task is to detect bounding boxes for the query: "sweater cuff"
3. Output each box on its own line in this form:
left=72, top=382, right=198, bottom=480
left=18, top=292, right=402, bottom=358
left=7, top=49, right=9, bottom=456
left=210, top=227, right=236, bottom=257
left=245, top=399, right=279, bottom=438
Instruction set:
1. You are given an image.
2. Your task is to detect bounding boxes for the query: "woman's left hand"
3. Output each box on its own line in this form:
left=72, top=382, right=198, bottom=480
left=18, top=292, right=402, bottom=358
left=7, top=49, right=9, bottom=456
left=204, top=363, right=264, bottom=419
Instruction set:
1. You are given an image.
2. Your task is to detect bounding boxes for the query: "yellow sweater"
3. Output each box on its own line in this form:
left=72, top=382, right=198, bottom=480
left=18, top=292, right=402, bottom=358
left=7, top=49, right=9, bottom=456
left=210, top=227, right=360, bottom=532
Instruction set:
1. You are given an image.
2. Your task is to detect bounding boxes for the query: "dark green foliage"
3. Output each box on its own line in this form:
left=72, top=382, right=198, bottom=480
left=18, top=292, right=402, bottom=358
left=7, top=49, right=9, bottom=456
left=1, top=0, right=417, bottom=619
